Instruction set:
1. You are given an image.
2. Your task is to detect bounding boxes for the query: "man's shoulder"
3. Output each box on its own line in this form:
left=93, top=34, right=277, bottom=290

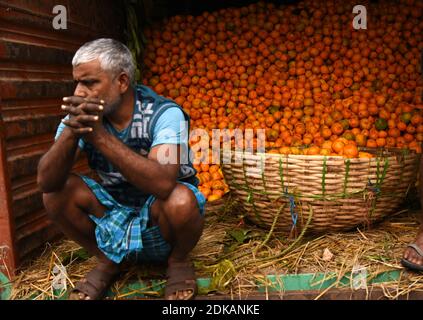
left=135, top=84, right=187, bottom=124
left=157, top=107, right=185, bottom=122
left=136, top=84, right=165, bottom=103
left=136, top=84, right=179, bottom=108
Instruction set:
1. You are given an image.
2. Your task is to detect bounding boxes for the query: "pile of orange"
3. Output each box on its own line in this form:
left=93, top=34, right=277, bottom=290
left=142, top=0, right=422, bottom=198
left=194, top=161, right=229, bottom=202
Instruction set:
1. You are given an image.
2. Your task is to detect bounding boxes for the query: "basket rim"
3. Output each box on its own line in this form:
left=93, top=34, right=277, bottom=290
left=221, top=147, right=419, bottom=161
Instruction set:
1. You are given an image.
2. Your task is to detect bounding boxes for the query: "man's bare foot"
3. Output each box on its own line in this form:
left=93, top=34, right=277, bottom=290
left=402, top=228, right=423, bottom=271
left=69, top=261, right=120, bottom=300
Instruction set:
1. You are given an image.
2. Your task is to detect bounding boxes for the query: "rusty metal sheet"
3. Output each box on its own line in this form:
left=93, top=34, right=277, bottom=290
left=15, top=218, right=61, bottom=259
left=1, top=0, right=124, bottom=37
left=0, top=42, right=74, bottom=64
left=1, top=98, right=64, bottom=120
left=12, top=190, right=43, bottom=220
left=0, top=18, right=82, bottom=52
left=4, top=115, right=63, bottom=140
left=0, top=0, right=125, bottom=278
left=0, top=109, right=17, bottom=279
left=0, top=61, right=72, bottom=82
left=0, top=81, right=75, bottom=100
left=9, top=159, right=90, bottom=195
left=7, top=149, right=46, bottom=180
left=0, top=1, right=100, bottom=51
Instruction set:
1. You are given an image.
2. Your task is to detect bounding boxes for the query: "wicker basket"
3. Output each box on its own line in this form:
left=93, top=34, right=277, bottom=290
left=221, top=148, right=420, bottom=233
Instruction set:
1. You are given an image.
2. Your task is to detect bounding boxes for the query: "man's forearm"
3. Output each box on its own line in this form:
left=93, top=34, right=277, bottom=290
left=37, top=127, right=79, bottom=193
left=88, top=131, right=177, bottom=200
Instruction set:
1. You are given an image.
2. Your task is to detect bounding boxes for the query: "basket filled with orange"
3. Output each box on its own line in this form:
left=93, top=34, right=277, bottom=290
left=138, top=0, right=423, bottom=231
left=221, top=145, right=420, bottom=234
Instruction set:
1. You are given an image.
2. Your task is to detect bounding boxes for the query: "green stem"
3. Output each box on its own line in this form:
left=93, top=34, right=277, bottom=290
left=343, top=159, right=350, bottom=198
left=253, top=204, right=285, bottom=255
left=322, top=156, right=327, bottom=197
left=236, top=205, right=314, bottom=271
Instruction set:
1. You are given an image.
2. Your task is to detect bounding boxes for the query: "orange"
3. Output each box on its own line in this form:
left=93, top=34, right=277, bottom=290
left=200, top=172, right=212, bottom=183
left=209, top=165, right=220, bottom=174
left=359, top=152, right=374, bottom=158
left=201, top=187, right=212, bottom=198
left=320, top=127, right=332, bottom=139
left=320, top=148, right=331, bottom=156
left=331, top=122, right=344, bottom=135
left=211, top=180, right=225, bottom=190
left=332, top=140, right=345, bottom=154
left=279, top=146, right=291, bottom=154
left=200, top=163, right=210, bottom=172
left=376, top=138, right=386, bottom=147
left=306, top=145, right=320, bottom=155
left=211, top=171, right=223, bottom=181
left=268, top=149, right=280, bottom=154
left=321, top=140, right=333, bottom=150
left=208, top=194, right=222, bottom=202
left=212, top=189, right=225, bottom=198
left=366, top=139, right=378, bottom=148
left=355, top=134, right=367, bottom=147
left=343, top=144, right=359, bottom=158
left=388, top=128, right=401, bottom=138
left=411, top=114, right=422, bottom=126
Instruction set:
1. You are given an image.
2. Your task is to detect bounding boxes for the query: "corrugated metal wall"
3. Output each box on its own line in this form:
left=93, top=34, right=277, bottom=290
left=0, top=0, right=125, bottom=277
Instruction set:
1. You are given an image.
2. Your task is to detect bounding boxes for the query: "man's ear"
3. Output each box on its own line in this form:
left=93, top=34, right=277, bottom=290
left=117, top=72, right=131, bottom=93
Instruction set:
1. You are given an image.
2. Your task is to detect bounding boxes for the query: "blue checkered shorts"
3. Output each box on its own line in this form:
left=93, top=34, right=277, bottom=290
left=80, top=176, right=206, bottom=264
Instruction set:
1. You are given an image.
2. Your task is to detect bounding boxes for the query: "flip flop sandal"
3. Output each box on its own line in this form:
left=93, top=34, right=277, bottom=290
left=165, top=261, right=197, bottom=300
left=69, top=267, right=119, bottom=300
left=401, top=243, right=423, bottom=272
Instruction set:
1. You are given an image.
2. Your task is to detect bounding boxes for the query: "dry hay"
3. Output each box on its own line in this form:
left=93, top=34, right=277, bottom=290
left=6, top=198, right=423, bottom=300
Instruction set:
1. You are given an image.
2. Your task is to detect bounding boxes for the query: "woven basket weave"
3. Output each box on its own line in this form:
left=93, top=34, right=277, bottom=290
left=204, top=193, right=230, bottom=215
left=221, top=148, right=420, bottom=233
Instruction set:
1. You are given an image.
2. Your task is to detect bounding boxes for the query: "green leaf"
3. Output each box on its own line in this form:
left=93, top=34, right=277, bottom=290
left=209, top=260, right=236, bottom=292
left=228, top=229, right=250, bottom=243
left=61, top=248, right=91, bottom=265
left=224, top=242, right=240, bottom=254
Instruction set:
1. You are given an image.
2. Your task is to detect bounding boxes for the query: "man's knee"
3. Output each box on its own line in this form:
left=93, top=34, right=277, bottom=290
left=162, top=184, right=200, bottom=226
